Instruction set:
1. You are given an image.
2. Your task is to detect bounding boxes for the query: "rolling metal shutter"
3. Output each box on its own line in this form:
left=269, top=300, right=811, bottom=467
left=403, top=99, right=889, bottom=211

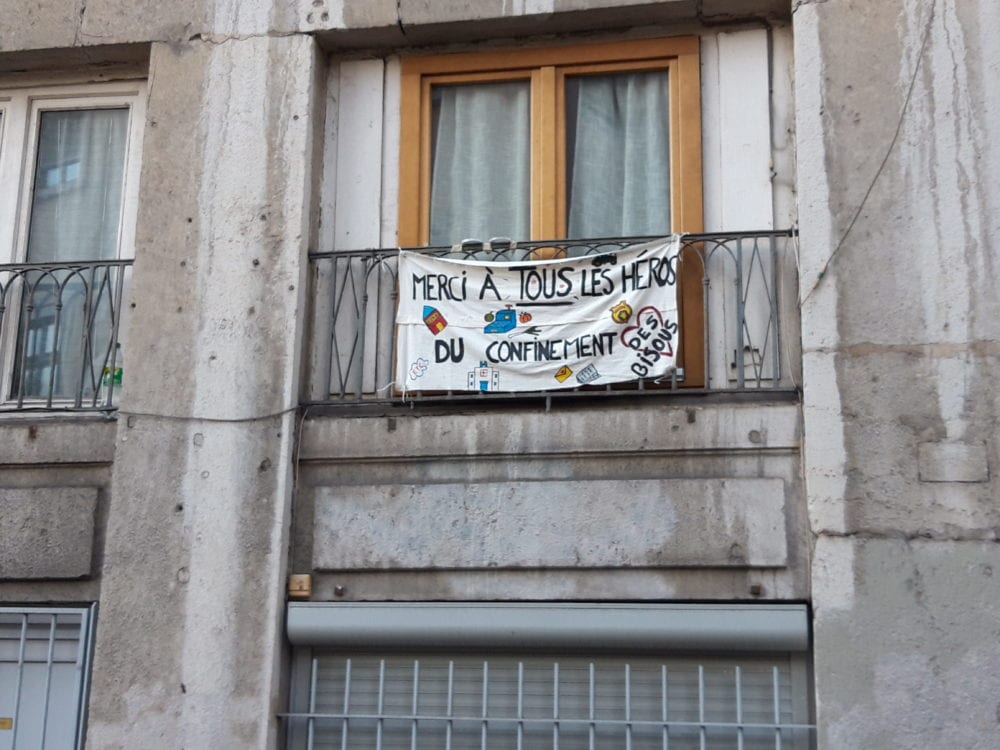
left=285, top=603, right=814, bottom=749
left=0, top=606, right=95, bottom=750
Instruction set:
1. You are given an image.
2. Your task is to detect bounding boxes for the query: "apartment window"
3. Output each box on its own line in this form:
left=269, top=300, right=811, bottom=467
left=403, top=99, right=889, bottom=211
left=285, top=603, right=814, bottom=749
left=398, top=38, right=707, bottom=383
left=0, top=83, right=145, bottom=407
left=0, top=606, right=96, bottom=749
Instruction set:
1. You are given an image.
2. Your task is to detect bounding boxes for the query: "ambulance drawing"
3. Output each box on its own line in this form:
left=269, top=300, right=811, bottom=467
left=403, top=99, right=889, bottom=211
left=468, top=361, right=501, bottom=392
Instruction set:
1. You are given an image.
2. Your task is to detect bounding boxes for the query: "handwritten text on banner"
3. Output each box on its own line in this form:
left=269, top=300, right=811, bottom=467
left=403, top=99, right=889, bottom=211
left=396, top=237, right=681, bottom=393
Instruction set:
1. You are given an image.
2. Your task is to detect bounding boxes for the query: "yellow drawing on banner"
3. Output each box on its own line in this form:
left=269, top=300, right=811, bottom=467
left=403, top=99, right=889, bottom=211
left=610, top=301, right=633, bottom=324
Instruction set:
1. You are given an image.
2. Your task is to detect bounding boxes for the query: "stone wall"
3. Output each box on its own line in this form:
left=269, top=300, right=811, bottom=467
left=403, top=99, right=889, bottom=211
left=5, top=0, right=998, bottom=747
left=795, top=0, right=1000, bottom=747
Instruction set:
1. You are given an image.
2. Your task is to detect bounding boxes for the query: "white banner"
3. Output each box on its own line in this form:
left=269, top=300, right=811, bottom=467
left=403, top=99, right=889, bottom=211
left=395, top=237, right=681, bottom=393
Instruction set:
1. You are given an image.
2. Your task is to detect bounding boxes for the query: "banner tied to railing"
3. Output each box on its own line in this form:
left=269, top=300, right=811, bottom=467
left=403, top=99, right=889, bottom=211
left=395, top=236, right=681, bottom=393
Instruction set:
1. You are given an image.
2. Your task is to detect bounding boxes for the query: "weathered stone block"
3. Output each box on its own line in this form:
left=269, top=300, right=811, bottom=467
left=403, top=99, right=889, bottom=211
left=0, top=0, right=80, bottom=52
left=918, top=441, right=990, bottom=483
left=0, top=421, right=116, bottom=466
left=313, top=478, right=787, bottom=570
left=813, top=537, right=1000, bottom=749
left=0, top=488, right=98, bottom=579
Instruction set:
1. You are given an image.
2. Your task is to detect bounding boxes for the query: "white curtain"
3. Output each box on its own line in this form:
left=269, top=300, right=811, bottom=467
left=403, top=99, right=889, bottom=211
left=566, top=70, right=670, bottom=238
left=19, top=108, right=129, bottom=400
left=430, top=81, right=530, bottom=245
left=26, top=108, right=128, bottom=262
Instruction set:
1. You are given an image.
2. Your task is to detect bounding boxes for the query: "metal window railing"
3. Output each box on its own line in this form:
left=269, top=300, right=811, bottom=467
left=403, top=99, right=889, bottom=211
left=306, top=230, right=798, bottom=407
left=284, top=653, right=815, bottom=749
left=0, top=259, right=131, bottom=412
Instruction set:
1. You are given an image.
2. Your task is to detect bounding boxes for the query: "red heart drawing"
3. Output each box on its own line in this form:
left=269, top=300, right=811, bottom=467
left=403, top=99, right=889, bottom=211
left=620, top=306, right=665, bottom=351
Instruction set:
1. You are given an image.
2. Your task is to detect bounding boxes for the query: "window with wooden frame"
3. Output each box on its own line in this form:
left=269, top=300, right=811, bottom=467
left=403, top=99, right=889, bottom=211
left=398, top=37, right=706, bottom=386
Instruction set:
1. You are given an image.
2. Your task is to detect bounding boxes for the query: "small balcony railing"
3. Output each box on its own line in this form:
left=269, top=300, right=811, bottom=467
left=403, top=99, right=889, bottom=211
left=305, top=230, right=799, bottom=407
left=0, top=259, right=130, bottom=412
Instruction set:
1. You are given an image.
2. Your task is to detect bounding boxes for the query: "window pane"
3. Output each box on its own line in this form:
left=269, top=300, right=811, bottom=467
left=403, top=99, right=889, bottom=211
left=16, top=108, right=129, bottom=401
left=26, top=108, right=129, bottom=263
left=566, top=70, right=670, bottom=238
left=430, top=81, right=530, bottom=245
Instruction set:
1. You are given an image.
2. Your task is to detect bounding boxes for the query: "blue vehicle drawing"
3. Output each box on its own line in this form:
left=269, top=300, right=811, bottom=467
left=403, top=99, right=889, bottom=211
left=484, top=306, right=517, bottom=334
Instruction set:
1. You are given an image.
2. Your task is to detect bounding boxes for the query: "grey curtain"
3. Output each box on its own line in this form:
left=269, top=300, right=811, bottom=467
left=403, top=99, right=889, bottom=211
left=430, top=81, right=530, bottom=245
left=19, top=108, right=129, bottom=400
left=26, top=108, right=129, bottom=262
left=566, top=70, right=670, bottom=238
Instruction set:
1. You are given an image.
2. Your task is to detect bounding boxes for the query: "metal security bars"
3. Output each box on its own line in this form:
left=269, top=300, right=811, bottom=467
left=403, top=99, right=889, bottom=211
left=0, top=259, right=130, bottom=411
left=306, top=230, right=798, bottom=406
left=0, top=606, right=96, bottom=750
left=286, top=652, right=814, bottom=749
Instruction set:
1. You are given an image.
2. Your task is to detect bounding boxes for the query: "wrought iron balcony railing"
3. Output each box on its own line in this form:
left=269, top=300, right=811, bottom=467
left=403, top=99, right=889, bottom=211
left=305, top=231, right=799, bottom=407
left=0, top=259, right=130, bottom=412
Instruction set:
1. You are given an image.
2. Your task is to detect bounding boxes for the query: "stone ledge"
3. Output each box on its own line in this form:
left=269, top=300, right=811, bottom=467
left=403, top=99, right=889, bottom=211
left=301, top=401, right=801, bottom=461
left=0, top=420, right=116, bottom=466
left=0, top=0, right=791, bottom=55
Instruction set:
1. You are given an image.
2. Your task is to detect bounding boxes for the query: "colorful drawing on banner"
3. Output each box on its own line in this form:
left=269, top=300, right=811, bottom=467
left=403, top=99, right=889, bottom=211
left=423, top=306, right=448, bottom=335
left=610, top=301, right=633, bottom=324
left=408, top=357, right=429, bottom=380
left=575, top=364, right=600, bottom=384
left=468, top=361, right=501, bottom=392
left=621, top=306, right=678, bottom=378
left=484, top=306, right=517, bottom=334
left=554, top=365, right=573, bottom=383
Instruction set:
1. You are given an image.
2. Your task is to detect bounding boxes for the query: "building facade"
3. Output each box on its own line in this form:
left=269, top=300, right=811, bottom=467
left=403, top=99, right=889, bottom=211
left=0, top=0, right=997, bottom=748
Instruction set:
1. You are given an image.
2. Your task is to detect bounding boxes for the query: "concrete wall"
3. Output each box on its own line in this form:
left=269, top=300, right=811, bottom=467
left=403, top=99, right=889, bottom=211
left=2, top=6, right=324, bottom=745
left=296, top=400, right=808, bottom=601
left=6, top=0, right=998, bottom=747
left=0, top=2, right=803, bottom=747
left=0, top=1, right=791, bottom=57
left=0, top=420, right=112, bottom=604
left=794, top=0, right=1000, bottom=747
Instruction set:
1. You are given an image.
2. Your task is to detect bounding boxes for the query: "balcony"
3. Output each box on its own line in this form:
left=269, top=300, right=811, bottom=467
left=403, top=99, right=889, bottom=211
left=305, top=230, right=799, bottom=408
left=0, top=259, right=130, bottom=412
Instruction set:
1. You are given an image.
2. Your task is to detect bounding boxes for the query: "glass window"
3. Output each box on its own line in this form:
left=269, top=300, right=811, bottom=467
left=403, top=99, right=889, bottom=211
left=397, top=39, right=707, bottom=386
left=399, top=38, right=702, bottom=246
left=565, top=70, right=670, bottom=237
left=16, top=108, right=131, bottom=400
left=26, top=108, right=129, bottom=263
left=430, top=81, right=531, bottom=245
left=0, top=86, right=143, bottom=409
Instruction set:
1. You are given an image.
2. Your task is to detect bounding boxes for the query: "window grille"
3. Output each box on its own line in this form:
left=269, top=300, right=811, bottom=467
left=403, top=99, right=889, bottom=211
left=284, top=604, right=814, bottom=749
left=0, top=607, right=95, bottom=750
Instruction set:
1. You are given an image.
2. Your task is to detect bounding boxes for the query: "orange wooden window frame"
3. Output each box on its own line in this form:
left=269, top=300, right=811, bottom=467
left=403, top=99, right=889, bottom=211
left=398, top=37, right=705, bottom=385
